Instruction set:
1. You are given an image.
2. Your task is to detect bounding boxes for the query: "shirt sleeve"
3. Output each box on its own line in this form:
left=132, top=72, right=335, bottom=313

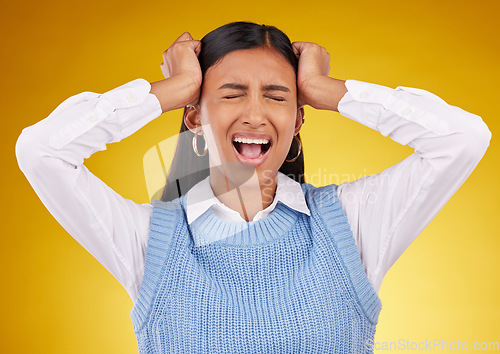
left=335, top=80, right=492, bottom=293
left=15, top=78, right=163, bottom=302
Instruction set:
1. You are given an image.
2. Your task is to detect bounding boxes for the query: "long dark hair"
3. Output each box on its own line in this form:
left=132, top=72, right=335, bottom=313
left=159, top=21, right=305, bottom=202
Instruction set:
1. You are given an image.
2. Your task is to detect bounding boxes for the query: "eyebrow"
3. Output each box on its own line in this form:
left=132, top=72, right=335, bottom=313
left=218, top=83, right=290, bottom=93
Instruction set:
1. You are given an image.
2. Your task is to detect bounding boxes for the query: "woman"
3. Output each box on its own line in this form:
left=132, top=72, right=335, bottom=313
left=16, top=22, right=491, bottom=352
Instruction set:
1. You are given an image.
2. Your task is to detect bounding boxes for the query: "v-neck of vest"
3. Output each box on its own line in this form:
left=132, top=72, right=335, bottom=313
left=178, top=192, right=303, bottom=248
left=183, top=195, right=300, bottom=247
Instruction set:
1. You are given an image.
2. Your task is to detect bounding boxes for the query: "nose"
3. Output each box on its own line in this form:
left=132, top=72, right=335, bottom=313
left=241, top=97, right=267, bottom=128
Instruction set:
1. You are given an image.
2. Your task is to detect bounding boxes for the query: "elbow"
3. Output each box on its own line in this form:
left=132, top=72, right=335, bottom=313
left=15, top=126, right=43, bottom=174
left=477, top=117, right=492, bottom=145
left=468, top=116, right=491, bottom=157
left=458, top=113, right=492, bottom=163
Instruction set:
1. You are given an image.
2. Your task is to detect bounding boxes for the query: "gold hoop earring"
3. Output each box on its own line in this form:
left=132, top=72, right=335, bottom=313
left=285, top=135, right=301, bottom=163
left=192, top=129, right=208, bottom=157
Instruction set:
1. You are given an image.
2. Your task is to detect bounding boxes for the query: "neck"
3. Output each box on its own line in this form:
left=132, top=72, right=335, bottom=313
left=209, top=166, right=277, bottom=222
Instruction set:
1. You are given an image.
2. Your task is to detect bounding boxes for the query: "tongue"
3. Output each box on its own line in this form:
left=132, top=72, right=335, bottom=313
left=239, top=143, right=261, bottom=159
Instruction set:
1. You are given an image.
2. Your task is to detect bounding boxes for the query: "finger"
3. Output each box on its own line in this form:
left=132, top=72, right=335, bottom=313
left=297, top=95, right=305, bottom=108
left=174, top=32, right=193, bottom=43
left=292, top=42, right=303, bottom=59
left=177, top=39, right=202, bottom=56
left=192, top=40, right=202, bottom=56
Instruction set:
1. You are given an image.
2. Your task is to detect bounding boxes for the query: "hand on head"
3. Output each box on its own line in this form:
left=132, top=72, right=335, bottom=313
left=291, top=41, right=331, bottom=109
left=160, top=32, right=203, bottom=108
left=157, top=33, right=332, bottom=112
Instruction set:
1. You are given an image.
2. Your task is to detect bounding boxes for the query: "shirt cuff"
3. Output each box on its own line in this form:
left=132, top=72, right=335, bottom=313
left=49, top=79, right=162, bottom=149
left=337, top=79, right=451, bottom=137
left=337, top=80, right=393, bottom=131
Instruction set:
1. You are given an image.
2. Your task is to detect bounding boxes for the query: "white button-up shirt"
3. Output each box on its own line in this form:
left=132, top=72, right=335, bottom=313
left=15, top=78, right=492, bottom=303
left=186, top=172, right=311, bottom=225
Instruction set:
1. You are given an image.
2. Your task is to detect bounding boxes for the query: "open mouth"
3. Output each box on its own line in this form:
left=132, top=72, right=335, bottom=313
left=231, top=135, right=272, bottom=167
left=232, top=139, right=271, bottom=159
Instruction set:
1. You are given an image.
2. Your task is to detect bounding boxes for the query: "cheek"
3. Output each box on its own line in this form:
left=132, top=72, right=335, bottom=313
left=273, top=110, right=299, bottom=150
left=198, top=107, right=234, bottom=163
left=200, top=107, right=232, bottom=137
left=274, top=108, right=299, bottom=133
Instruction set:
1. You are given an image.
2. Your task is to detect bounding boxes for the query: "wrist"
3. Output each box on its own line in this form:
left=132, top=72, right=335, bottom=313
left=150, top=79, right=173, bottom=113
left=307, top=77, right=347, bottom=112
left=150, top=77, right=200, bottom=113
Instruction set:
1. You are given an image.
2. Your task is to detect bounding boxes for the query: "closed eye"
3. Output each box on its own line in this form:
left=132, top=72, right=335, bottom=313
left=265, top=96, right=285, bottom=102
left=223, top=95, right=285, bottom=102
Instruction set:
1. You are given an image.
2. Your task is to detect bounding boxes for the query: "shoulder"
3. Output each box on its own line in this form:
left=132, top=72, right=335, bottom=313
left=149, top=196, right=186, bottom=225
left=301, top=182, right=339, bottom=208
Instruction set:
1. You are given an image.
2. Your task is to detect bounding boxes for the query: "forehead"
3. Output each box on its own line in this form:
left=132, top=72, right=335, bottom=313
left=204, top=47, right=296, bottom=86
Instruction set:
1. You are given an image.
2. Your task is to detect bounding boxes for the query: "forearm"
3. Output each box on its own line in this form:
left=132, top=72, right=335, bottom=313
left=150, top=75, right=200, bottom=113
left=336, top=80, right=492, bottom=291
left=305, top=76, right=348, bottom=111
left=16, top=79, right=162, bottom=169
left=15, top=78, right=160, bottom=302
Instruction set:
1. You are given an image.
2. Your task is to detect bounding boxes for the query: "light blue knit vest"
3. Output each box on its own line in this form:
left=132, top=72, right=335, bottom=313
left=131, top=183, right=382, bottom=353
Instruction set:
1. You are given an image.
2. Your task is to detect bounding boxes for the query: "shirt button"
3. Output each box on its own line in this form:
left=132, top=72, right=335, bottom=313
left=88, top=115, right=98, bottom=122
left=127, top=94, right=137, bottom=103
left=359, top=91, right=369, bottom=99
left=402, top=108, right=412, bottom=117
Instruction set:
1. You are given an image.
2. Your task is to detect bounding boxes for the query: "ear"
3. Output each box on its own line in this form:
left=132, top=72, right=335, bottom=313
left=294, top=106, right=305, bottom=136
left=184, top=105, right=202, bottom=133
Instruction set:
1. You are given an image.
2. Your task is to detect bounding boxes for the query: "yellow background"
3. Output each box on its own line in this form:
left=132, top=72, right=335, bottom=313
left=3, top=0, right=499, bottom=352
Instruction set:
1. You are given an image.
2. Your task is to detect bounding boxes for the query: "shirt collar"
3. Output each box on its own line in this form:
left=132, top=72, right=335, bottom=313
left=186, top=171, right=310, bottom=224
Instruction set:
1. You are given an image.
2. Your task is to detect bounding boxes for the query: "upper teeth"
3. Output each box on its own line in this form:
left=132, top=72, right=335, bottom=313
left=233, top=137, right=269, bottom=144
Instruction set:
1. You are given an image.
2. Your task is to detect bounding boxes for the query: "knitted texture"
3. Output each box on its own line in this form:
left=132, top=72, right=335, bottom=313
left=130, top=183, right=382, bottom=353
